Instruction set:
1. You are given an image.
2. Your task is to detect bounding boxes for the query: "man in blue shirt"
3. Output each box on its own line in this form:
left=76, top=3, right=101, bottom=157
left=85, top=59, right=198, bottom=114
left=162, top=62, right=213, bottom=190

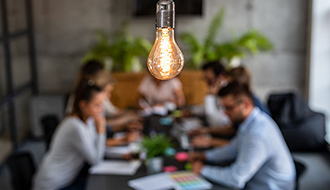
left=190, top=82, right=296, bottom=189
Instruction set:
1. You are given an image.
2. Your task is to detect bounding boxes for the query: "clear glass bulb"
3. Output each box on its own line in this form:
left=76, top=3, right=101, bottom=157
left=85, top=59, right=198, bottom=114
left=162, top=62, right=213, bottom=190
left=147, top=0, right=184, bottom=80
left=148, top=28, right=184, bottom=80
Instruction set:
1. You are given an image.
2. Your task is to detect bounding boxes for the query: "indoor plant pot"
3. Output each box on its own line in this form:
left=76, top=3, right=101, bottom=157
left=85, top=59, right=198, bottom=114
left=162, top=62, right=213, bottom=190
left=142, top=134, right=172, bottom=174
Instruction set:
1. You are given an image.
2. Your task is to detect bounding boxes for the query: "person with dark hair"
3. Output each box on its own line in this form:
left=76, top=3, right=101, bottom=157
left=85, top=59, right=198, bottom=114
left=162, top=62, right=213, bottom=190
left=80, top=60, right=104, bottom=79
left=201, top=61, right=230, bottom=127
left=189, top=66, right=271, bottom=148
left=66, top=60, right=105, bottom=114
left=189, top=81, right=296, bottom=190
left=226, top=66, right=271, bottom=116
left=201, top=61, right=226, bottom=85
left=66, top=61, right=142, bottom=135
left=33, top=79, right=107, bottom=190
left=187, top=61, right=231, bottom=148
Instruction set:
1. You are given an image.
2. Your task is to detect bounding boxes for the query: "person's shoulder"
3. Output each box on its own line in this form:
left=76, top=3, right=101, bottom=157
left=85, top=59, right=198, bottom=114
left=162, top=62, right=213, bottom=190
left=59, top=116, right=83, bottom=132
left=139, top=75, right=152, bottom=90
left=252, top=93, right=272, bottom=116
left=170, top=77, right=181, bottom=83
left=141, top=75, right=152, bottom=83
left=254, top=110, right=276, bottom=126
left=249, top=110, right=276, bottom=137
left=168, top=77, right=182, bottom=87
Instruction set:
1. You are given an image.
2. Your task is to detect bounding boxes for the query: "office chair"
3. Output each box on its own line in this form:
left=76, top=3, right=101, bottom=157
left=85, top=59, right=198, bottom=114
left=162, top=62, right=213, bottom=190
left=7, top=151, right=36, bottom=190
left=40, top=114, right=59, bottom=151
left=294, top=160, right=306, bottom=190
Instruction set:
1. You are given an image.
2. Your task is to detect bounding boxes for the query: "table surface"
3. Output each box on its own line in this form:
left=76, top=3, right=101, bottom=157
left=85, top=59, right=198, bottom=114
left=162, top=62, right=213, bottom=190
left=87, top=115, right=233, bottom=190
left=86, top=164, right=233, bottom=190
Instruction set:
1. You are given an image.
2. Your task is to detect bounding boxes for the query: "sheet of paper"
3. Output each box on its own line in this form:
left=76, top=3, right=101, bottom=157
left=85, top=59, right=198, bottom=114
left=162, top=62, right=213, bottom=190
left=128, top=173, right=174, bottom=190
left=89, top=160, right=141, bottom=175
left=113, top=132, right=127, bottom=139
left=105, top=146, right=130, bottom=158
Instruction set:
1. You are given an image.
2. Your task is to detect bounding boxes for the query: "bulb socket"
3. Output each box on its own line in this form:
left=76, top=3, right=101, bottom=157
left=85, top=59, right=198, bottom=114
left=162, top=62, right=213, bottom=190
left=156, top=0, right=175, bottom=29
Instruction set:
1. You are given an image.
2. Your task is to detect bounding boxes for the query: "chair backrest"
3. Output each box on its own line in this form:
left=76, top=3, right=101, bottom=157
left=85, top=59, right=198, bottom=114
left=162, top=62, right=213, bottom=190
left=294, top=160, right=306, bottom=190
left=268, top=93, right=314, bottom=127
left=40, top=114, right=59, bottom=151
left=7, top=152, right=36, bottom=190
left=268, top=93, right=326, bottom=152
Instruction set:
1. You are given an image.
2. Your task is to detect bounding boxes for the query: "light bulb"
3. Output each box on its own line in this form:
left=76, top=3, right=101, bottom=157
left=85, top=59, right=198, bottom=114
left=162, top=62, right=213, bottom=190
left=147, top=0, right=184, bottom=80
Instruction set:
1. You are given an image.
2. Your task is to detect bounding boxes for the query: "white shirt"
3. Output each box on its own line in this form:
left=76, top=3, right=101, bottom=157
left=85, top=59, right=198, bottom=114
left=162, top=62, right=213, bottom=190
left=204, top=94, right=230, bottom=127
left=33, top=117, right=106, bottom=190
left=103, top=98, right=119, bottom=117
left=138, top=76, right=183, bottom=106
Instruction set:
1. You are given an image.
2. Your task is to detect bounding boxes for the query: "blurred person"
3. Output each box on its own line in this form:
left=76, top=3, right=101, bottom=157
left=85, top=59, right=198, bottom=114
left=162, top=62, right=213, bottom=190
left=201, top=61, right=231, bottom=127
left=188, top=61, right=233, bottom=148
left=138, top=73, right=185, bottom=108
left=91, top=71, right=142, bottom=147
left=190, top=65, right=271, bottom=148
left=97, top=71, right=142, bottom=133
left=65, top=60, right=104, bottom=114
left=189, top=82, right=296, bottom=190
left=66, top=60, right=142, bottom=133
left=225, top=66, right=271, bottom=116
left=33, top=79, right=107, bottom=190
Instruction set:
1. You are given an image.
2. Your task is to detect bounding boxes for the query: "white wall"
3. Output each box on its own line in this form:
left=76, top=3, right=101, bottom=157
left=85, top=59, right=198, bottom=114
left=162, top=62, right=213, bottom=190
left=308, top=0, right=330, bottom=139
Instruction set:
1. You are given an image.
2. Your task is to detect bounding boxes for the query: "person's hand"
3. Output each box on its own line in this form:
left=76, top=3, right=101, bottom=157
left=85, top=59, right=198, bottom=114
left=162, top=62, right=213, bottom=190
left=188, top=128, right=209, bottom=136
left=124, top=114, right=140, bottom=123
left=106, top=138, right=125, bottom=147
left=127, top=121, right=143, bottom=131
left=192, top=161, right=204, bottom=174
left=188, top=152, right=206, bottom=162
left=181, top=110, right=193, bottom=118
left=127, top=131, right=141, bottom=143
left=122, top=154, right=132, bottom=160
left=191, top=135, right=212, bottom=148
left=94, top=115, right=106, bottom=134
left=209, top=77, right=223, bottom=95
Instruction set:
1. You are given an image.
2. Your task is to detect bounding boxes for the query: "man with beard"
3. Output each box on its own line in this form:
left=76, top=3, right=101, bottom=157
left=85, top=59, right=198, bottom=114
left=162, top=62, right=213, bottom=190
left=189, top=82, right=295, bottom=190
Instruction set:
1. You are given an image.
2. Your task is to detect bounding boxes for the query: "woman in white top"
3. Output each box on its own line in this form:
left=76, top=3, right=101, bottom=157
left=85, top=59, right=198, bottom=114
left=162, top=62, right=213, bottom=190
left=138, top=74, right=185, bottom=108
left=66, top=61, right=142, bottom=134
left=33, top=79, right=107, bottom=190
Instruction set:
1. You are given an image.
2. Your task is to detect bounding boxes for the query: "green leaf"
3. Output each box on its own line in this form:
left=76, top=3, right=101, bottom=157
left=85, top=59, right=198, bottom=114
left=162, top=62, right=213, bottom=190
left=204, top=8, right=225, bottom=50
left=142, top=134, right=173, bottom=159
left=237, top=29, right=274, bottom=55
left=82, top=22, right=152, bottom=72
left=179, top=33, right=201, bottom=53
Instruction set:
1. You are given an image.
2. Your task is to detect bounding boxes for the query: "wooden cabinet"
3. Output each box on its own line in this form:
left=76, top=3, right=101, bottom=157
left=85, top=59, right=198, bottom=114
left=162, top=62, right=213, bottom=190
left=110, top=70, right=208, bottom=109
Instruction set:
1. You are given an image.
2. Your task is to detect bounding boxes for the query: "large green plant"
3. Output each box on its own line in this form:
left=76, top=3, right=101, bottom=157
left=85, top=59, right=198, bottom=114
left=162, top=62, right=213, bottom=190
left=82, top=23, right=152, bottom=72
left=180, top=8, right=274, bottom=69
left=142, top=134, right=173, bottom=159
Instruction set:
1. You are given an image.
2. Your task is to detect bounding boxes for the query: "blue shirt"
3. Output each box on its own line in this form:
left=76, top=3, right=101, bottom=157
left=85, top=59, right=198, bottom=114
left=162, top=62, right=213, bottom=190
left=201, top=108, right=295, bottom=190
left=252, top=94, right=272, bottom=116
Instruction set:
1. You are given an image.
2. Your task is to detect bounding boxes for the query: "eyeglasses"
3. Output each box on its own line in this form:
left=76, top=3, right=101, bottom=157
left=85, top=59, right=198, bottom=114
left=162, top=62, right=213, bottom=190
left=221, top=99, right=243, bottom=112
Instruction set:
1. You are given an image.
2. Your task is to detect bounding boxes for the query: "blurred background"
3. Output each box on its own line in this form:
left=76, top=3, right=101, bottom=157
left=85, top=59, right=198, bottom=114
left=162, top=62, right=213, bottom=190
left=0, top=0, right=330, bottom=189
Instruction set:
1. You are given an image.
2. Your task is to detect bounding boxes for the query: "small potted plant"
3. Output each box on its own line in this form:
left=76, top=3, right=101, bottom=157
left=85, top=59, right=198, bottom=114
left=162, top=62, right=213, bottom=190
left=142, top=134, right=173, bottom=174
